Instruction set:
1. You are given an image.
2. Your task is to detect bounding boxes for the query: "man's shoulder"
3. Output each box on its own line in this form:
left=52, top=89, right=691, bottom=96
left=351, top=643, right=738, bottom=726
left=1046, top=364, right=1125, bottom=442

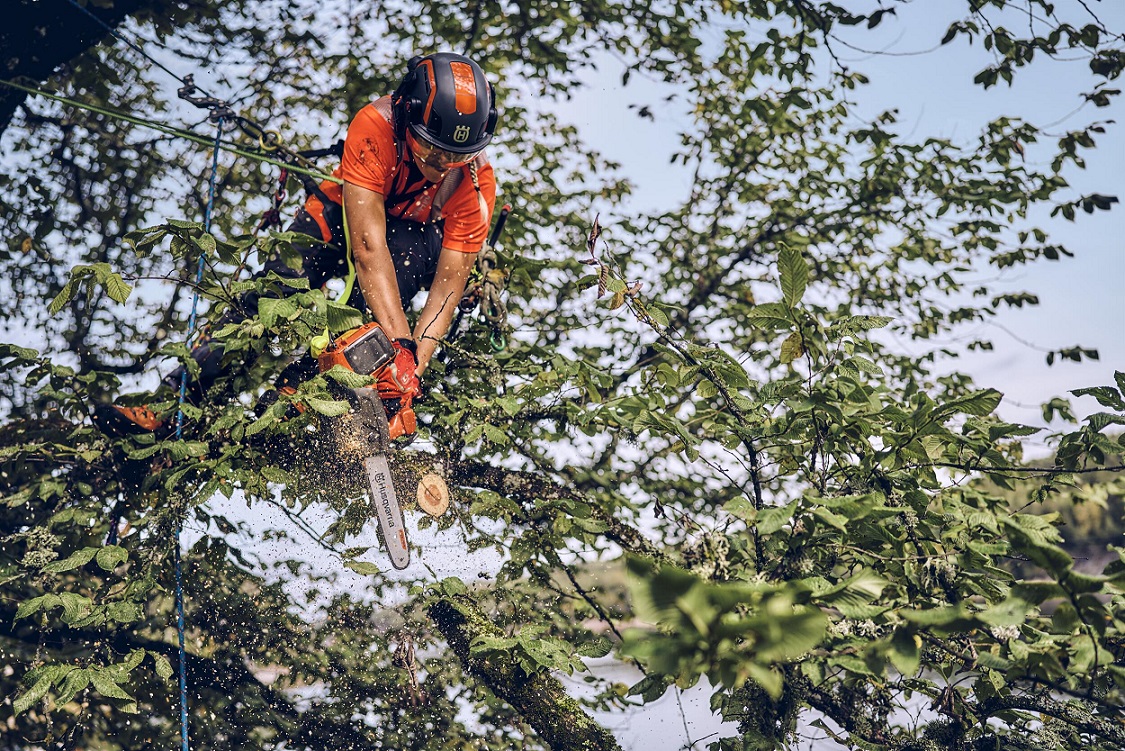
left=352, top=96, right=395, bottom=131
left=338, top=96, right=400, bottom=190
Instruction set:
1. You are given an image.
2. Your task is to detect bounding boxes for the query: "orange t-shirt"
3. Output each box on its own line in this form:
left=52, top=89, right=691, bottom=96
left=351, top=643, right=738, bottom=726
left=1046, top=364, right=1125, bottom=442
left=308, top=96, right=496, bottom=253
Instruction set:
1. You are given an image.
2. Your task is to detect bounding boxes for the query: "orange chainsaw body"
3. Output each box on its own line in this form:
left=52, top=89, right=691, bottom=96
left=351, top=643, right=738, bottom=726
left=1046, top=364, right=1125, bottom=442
left=317, top=322, right=416, bottom=440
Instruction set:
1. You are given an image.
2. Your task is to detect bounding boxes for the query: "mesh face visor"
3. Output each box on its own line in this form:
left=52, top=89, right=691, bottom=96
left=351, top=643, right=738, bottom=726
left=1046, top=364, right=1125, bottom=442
left=407, top=130, right=483, bottom=169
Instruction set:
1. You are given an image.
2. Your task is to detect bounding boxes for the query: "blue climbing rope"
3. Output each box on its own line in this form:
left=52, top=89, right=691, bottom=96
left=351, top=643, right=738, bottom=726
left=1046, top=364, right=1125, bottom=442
left=172, top=117, right=224, bottom=751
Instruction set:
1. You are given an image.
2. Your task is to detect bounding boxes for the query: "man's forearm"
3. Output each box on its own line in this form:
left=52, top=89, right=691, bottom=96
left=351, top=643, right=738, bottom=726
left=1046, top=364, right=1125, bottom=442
left=413, top=249, right=477, bottom=375
left=353, top=242, right=411, bottom=340
left=343, top=182, right=411, bottom=340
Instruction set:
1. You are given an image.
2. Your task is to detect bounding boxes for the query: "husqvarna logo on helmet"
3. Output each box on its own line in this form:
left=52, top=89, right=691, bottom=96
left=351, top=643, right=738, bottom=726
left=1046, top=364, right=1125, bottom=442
left=453, top=125, right=471, bottom=143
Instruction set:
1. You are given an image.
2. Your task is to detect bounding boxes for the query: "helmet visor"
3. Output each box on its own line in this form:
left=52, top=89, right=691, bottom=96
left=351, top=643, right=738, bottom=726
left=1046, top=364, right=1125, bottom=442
left=407, top=130, right=483, bottom=170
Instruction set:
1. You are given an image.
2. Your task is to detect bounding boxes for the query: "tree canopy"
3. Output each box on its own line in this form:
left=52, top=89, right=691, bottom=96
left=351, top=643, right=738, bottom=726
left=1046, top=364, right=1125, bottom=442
left=2, top=1, right=1124, bottom=749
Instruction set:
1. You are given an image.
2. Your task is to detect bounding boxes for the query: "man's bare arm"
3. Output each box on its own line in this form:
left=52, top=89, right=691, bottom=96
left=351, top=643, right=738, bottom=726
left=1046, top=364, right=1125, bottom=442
left=413, top=248, right=478, bottom=376
left=343, top=182, right=411, bottom=340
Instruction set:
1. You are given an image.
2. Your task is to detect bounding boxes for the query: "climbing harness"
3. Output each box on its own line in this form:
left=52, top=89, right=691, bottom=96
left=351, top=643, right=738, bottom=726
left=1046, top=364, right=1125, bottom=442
left=257, top=140, right=345, bottom=233
left=256, top=167, right=289, bottom=232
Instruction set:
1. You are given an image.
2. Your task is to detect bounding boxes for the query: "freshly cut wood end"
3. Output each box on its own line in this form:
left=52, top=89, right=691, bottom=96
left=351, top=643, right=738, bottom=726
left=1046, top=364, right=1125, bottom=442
left=417, top=473, right=450, bottom=517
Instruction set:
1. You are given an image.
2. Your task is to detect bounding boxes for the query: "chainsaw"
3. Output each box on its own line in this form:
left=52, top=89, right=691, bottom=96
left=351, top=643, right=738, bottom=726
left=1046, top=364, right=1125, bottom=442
left=316, top=323, right=412, bottom=570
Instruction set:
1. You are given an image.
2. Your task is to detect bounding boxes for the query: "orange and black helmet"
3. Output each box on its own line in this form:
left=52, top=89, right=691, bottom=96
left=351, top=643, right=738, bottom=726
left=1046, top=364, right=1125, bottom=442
left=392, top=52, right=498, bottom=156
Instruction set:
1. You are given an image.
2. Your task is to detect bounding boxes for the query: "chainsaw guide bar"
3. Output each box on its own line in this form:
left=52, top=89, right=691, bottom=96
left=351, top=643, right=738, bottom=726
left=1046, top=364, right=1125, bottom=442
left=345, top=386, right=411, bottom=570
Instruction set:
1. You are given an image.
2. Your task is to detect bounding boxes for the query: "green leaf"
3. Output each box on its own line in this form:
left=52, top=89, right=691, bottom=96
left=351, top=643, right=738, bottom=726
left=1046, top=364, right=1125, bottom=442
left=95, top=545, right=128, bottom=571
left=746, top=302, right=792, bottom=329
left=920, top=435, right=945, bottom=461
left=246, top=400, right=287, bottom=436
left=756, top=502, right=796, bottom=535
left=42, top=546, right=100, bottom=573
left=0, top=343, right=39, bottom=360
left=944, top=388, right=1003, bottom=418
left=778, top=245, right=808, bottom=307
left=888, top=628, right=922, bottom=677
left=48, top=279, right=79, bottom=315
left=1011, top=581, right=1066, bottom=604
left=745, top=662, right=783, bottom=699
left=167, top=441, right=209, bottom=459
left=344, top=560, right=380, bottom=575
left=15, top=594, right=59, bottom=620
left=483, top=424, right=509, bottom=445
left=1087, top=412, right=1125, bottom=432
left=13, top=672, right=53, bottom=715
left=110, top=649, right=145, bottom=678
left=104, top=273, right=133, bottom=304
left=305, top=397, right=350, bottom=417
left=167, top=219, right=204, bottom=231
left=977, top=651, right=1011, bottom=671
left=780, top=332, right=805, bottom=364
left=56, top=668, right=92, bottom=704
left=1070, top=385, right=1125, bottom=411
left=197, top=232, right=217, bottom=256
left=259, top=297, right=298, bottom=329
left=845, top=355, right=882, bottom=375
left=900, top=604, right=970, bottom=627
left=576, top=638, right=613, bottom=658
left=846, top=314, right=891, bottom=330
left=810, top=506, right=848, bottom=531
left=91, top=669, right=134, bottom=701
left=323, top=364, right=374, bottom=389
left=326, top=300, right=364, bottom=333
left=150, top=652, right=174, bottom=680
left=58, top=592, right=94, bottom=623
left=627, top=674, right=671, bottom=702
left=105, top=601, right=142, bottom=624
left=813, top=570, right=888, bottom=607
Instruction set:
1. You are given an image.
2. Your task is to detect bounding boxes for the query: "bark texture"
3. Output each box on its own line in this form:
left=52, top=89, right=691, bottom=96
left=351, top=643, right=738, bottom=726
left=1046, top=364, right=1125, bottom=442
left=429, top=594, right=624, bottom=751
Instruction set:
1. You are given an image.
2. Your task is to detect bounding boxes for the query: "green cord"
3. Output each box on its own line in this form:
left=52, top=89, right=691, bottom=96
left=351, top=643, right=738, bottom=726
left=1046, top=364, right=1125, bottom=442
left=0, top=78, right=341, bottom=185
left=340, top=199, right=357, bottom=305
left=308, top=194, right=357, bottom=353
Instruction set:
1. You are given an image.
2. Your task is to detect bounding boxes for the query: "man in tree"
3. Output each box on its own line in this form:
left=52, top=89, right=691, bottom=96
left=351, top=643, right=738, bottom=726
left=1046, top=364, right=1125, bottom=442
left=95, top=51, right=499, bottom=437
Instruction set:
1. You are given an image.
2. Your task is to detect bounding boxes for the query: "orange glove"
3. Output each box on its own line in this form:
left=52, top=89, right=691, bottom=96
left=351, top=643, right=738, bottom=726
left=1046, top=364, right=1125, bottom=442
left=375, top=339, right=420, bottom=439
left=375, top=338, right=421, bottom=402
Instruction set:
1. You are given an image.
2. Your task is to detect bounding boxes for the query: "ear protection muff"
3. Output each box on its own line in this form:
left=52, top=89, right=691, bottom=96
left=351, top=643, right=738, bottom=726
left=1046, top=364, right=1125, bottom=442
left=484, top=82, right=499, bottom=138
left=391, top=55, right=426, bottom=146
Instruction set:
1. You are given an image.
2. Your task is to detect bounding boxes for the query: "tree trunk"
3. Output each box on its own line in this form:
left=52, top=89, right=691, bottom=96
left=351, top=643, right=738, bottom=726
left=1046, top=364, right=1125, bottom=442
left=1, top=0, right=158, bottom=134
left=429, top=594, right=623, bottom=751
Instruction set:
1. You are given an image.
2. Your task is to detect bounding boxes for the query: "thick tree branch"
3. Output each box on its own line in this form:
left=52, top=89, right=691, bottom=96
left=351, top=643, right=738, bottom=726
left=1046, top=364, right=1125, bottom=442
left=1, top=0, right=158, bottom=135
left=428, top=593, right=623, bottom=751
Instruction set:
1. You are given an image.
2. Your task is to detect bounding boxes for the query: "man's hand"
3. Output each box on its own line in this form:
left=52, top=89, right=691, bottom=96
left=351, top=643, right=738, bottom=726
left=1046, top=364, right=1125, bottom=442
left=374, top=338, right=420, bottom=440
left=375, top=338, right=421, bottom=405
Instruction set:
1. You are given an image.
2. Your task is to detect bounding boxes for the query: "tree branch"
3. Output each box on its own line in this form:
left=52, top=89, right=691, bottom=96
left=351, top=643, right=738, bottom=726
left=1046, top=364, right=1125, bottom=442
left=428, top=593, right=623, bottom=751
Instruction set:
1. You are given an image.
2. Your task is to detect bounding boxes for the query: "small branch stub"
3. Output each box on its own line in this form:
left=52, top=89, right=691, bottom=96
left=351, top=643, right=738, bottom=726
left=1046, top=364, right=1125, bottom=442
left=417, top=473, right=450, bottom=517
